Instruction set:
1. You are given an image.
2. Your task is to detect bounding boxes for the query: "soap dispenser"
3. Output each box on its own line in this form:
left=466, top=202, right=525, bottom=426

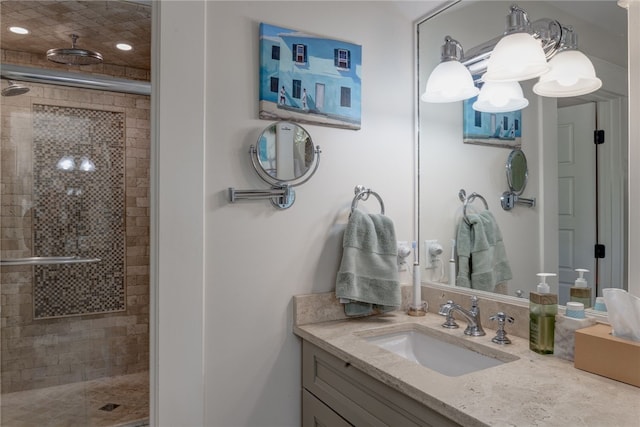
left=570, top=268, right=591, bottom=308
left=529, top=273, right=557, bottom=354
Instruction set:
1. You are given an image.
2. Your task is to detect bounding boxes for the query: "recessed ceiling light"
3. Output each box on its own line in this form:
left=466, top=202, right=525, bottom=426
left=116, top=43, right=132, bottom=51
left=9, top=26, right=29, bottom=35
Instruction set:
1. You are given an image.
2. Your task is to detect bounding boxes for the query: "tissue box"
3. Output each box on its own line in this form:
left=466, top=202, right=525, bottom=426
left=574, top=323, right=640, bottom=387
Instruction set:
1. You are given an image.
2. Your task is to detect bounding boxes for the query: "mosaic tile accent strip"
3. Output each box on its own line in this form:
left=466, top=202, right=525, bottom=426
left=32, top=104, right=126, bottom=318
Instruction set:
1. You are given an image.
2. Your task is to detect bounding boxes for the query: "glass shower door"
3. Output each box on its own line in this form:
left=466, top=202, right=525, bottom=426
left=1, top=80, right=150, bottom=426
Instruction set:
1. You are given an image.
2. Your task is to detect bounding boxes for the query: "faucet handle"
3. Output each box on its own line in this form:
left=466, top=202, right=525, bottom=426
left=489, top=312, right=514, bottom=345
left=489, top=312, right=514, bottom=324
left=470, top=295, right=480, bottom=307
left=489, top=311, right=514, bottom=320
left=469, top=295, right=481, bottom=318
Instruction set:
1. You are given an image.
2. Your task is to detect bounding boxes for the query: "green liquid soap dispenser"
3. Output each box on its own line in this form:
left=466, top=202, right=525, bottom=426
left=570, top=268, right=591, bottom=308
left=530, top=273, right=557, bottom=354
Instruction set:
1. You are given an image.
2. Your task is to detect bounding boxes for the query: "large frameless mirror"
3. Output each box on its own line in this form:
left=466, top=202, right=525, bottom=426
left=417, top=1, right=628, bottom=305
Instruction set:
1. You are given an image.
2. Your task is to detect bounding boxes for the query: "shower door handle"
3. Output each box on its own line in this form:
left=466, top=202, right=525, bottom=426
left=0, top=256, right=101, bottom=266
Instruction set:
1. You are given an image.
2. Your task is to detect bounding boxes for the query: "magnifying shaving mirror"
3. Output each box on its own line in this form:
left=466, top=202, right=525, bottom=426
left=228, top=121, right=321, bottom=209
left=253, top=121, right=316, bottom=184
left=501, top=149, right=536, bottom=210
left=506, top=149, right=528, bottom=196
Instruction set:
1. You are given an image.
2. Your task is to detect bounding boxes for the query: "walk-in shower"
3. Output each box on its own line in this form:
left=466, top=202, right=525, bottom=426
left=1, top=1, right=152, bottom=425
left=0, top=75, right=151, bottom=427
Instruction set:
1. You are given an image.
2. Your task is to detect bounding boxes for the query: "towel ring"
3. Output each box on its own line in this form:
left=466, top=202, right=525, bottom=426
left=459, top=189, right=489, bottom=225
left=351, top=185, right=385, bottom=215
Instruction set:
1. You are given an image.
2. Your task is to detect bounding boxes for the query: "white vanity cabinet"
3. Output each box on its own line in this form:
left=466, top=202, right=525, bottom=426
left=301, top=340, right=461, bottom=427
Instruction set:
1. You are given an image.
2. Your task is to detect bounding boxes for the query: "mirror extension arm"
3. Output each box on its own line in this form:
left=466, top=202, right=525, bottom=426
left=500, top=191, right=536, bottom=210
left=228, top=185, right=295, bottom=209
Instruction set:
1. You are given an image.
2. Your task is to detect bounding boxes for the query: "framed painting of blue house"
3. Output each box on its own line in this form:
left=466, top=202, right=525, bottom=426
left=462, top=97, right=522, bottom=149
left=259, top=23, right=362, bottom=130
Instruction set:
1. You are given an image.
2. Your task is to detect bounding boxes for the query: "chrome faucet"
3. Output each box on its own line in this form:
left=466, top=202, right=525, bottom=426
left=438, top=296, right=486, bottom=336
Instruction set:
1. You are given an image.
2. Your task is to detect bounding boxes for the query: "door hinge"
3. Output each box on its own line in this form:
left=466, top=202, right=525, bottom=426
left=594, top=129, right=605, bottom=144
left=595, top=244, right=606, bottom=258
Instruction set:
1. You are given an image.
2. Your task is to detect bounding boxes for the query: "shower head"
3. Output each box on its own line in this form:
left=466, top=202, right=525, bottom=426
left=47, top=34, right=103, bottom=66
left=2, top=80, right=30, bottom=97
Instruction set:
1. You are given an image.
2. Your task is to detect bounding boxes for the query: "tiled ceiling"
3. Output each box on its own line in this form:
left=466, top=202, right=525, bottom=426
left=1, top=0, right=151, bottom=71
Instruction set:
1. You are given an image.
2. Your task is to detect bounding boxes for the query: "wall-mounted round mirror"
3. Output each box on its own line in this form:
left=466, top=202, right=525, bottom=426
left=501, top=148, right=536, bottom=211
left=505, top=149, right=528, bottom=196
left=252, top=121, right=317, bottom=185
left=229, top=121, right=321, bottom=209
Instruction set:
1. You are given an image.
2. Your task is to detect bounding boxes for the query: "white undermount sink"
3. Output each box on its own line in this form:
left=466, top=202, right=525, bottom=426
left=363, top=325, right=518, bottom=377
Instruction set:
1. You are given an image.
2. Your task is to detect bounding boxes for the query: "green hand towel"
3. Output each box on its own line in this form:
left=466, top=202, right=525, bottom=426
left=456, top=210, right=512, bottom=292
left=335, top=208, right=401, bottom=317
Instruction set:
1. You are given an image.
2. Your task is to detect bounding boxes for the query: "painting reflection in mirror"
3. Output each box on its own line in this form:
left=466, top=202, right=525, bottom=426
left=417, top=1, right=628, bottom=304
left=463, top=96, right=522, bottom=148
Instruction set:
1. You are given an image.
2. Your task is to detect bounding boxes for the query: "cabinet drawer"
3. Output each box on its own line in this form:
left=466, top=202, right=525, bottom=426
left=303, top=389, right=353, bottom=427
left=302, top=340, right=461, bottom=427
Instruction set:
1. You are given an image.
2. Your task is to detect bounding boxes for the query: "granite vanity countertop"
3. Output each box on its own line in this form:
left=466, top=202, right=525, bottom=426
left=294, top=311, right=640, bottom=427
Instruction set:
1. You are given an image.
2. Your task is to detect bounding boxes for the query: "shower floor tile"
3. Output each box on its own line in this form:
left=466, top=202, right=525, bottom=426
left=0, top=371, right=149, bottom=427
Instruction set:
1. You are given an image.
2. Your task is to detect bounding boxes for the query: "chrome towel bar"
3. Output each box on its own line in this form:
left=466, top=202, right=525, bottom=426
left=0, top=256, right=101, bottom=266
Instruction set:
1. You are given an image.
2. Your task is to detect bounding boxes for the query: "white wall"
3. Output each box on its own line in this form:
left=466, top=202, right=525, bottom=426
left=155, top=1, right=206, bottom=426
left=204, top=3, right=415, bottom=425
left=157, top=1, right=416, bottom=426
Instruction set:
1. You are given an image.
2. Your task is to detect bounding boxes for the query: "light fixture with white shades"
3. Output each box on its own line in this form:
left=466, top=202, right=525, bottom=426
left=483, top=5, right=550, bottom=83
left=421, top=36, right=479, bottom=103
left=421, top=4, right=602, bottom=107
left=533, top=27, right=602, bottom=97
left=473, top=81, right=529, bottom=113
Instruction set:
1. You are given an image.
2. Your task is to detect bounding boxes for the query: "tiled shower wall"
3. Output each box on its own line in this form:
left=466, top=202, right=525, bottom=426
left=0, top=79, right=150, bottom=392
left=32, top=104, right=126, bottom=318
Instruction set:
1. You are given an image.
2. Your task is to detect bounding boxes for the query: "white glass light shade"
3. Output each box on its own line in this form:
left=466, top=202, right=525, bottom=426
left=421, top=60, right=479, bottom=103
left=483, top=33, right=550, bottom=82
left=533, top=50, right=602, bottom=97
left=473, top=81, right=529, bottom=113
